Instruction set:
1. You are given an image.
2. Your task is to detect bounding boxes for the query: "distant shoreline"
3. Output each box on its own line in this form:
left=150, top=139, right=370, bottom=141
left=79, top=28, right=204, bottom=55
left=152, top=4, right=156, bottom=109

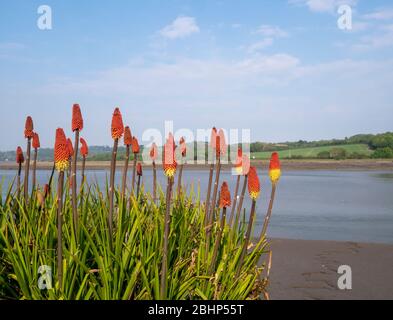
left=1, top=159, right=393, bottom=171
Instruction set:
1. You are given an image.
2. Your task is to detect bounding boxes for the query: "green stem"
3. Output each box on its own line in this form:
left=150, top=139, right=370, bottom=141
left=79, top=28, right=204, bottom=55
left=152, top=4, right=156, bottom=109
left=121, top=145, right=130, bottom=199
left=152, top=161, right=157, bottom=202
left=229, top=175, right=240, bottom=227
left=57, top=171, right=65, bottom=289
left=32, top=148, right=38, bottom=194
left=24, top=137, right=31, bottom=203
left=109, top=139, right=118, bottom=239
left=161, top=177, right=173, bottom=300
left=72, top=129, right=80, bottom=238
left=260, top=183, right=277, bottom=241
left=236, top=199, right=256, bottom=277
left=131, top=155, right=137, bottom=194
left=209, top=207, right=227, bottom=274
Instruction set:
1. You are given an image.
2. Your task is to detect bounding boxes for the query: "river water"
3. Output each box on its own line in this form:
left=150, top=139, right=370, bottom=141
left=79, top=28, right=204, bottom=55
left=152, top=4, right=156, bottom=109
left=1, top=169, right=393, bottom=244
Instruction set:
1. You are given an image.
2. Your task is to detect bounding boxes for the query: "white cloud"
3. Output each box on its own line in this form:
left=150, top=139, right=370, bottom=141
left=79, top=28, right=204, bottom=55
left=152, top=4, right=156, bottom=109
left=247, top=38, right=274, bottom=53
left=256, top=25, right=288, bottom=37
left=289, top=0, right=357, bottom=13
left=353, top=24, right=393, bottom=50
left=159, top=16, right=200, bottom=39
left=363, top=8, right=393, bottom=21
left=248, top=25, right=288, bottom=53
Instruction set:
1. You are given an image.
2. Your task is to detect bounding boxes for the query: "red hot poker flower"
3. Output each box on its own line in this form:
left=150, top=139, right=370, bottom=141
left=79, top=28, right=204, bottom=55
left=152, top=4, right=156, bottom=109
left=210, top=127, right=217, bottom=150
left=16, top=146, right=24, bottom=164
left=24, top=116, right=34, bottom=138
left=80, top=138, right=89, bottom=157
left=32, top=132, right=40, bottom=149
left=72, top=104, right=84, bottom=132
left=67, top=138, right=74, bottom=159
left=150, top=143, right=158, bottom=161
left=248, top=166, right=261, bottom=200
left=124, top=126, right=132, bottom=146
left=241, top=154, right=251, bottom=176
left=163, top=133, right=177, bottom=178
left=179, top=137, right=187, bottom=157
left=137, top=163, right=143, bottom=176
left=235, top=148, right=243, bottom=174
left=54, top=128, right=69, bottom=172
left=131, top=136, right=140, bottom=154
left=219, top=182, right=231, bottom=208
left=216, top=129, right=227, bottom=157
left=111, top=108, right=124, bottom=140
left=269, top=152, right=281, bottom=183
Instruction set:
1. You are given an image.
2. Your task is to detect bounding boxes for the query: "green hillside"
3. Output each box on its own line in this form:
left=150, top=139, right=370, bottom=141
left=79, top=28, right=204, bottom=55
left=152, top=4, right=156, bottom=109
left=251, top=144, right=373, bottom=160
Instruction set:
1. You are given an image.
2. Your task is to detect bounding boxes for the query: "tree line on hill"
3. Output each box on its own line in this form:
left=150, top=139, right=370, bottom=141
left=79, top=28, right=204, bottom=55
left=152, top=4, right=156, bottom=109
left=250, top=132, right=393, bottom=160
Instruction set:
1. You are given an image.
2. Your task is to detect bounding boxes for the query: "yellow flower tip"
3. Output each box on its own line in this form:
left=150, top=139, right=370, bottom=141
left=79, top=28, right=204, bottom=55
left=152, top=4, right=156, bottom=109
left=55, top=160, right=69, bottom=172
left=164, top=168, right=177, bottom=178
left=269, top=169, right=281, bottom=184
left=249, top=191, right=260, bottom=200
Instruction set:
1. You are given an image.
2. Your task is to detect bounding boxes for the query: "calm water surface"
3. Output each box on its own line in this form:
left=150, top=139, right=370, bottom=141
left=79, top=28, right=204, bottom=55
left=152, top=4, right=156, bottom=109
left=1, top=169, right=393, bottom=244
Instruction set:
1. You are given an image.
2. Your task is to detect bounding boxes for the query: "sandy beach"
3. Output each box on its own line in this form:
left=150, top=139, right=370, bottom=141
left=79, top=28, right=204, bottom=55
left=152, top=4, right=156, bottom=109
left=269, top=238, right=393, bottom=300
left=1, top=159, right=393, bottom=171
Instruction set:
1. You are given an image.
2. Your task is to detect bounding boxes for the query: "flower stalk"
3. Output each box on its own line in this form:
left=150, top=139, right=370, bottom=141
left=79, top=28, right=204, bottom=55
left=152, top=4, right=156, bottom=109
left=109, top=108, right=124, bottom=237
left=177, top=137, right=187, bottom=195
left=71, top=104, right=83, bottom=236
left=31, top=133, right=40, bottom=194
left=24, top=116, right=34, bottom=203
left=160, top=133, right=177, bottom=300
left=16, top=147, right=24, bottom=198
left=260, top=152, right=281, bottom=240
left=150, top=143, right=158, bottom=201
left=54, top=128, right=69, bottom=288
left=121, top=126, right=132, bottom=199
left=131, top=136, right=140, bottom=195
left=209, top=182, right=231, bottom=274
left=236, top=166, right=260, bottom=277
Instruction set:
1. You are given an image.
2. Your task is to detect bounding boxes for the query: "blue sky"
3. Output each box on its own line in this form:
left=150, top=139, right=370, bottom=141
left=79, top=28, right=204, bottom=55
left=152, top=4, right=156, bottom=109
left=1, top=0, right=393, bottom=150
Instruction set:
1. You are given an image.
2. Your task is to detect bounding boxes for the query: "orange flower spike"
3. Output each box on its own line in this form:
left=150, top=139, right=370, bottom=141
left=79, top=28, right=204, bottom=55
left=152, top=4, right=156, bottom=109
left=124, top=126, right=132, bottom=146
left=32, top=132, right=40, bottom=149
left=80, top=138, right=89, bottom=157
left=219, top=182, right=231, bottom=208
left=235, top=148, right=243, bottom=175
left=248, top=166, right=261, bottom=200
left=137, top=163, right=143, bottom=176
left=16, top=146, right=24, bottom=164
left=24, top=116, right=34, bottom=138
left=218, top=129, right=227, bottom=156
left=241, top=154, right=251, bottom=176
left=150, top=143, right=158, bottom=161
left=163, top=133, right=177, bottom=178
left=72, top=104, right=84, bottom=132
left=67, top=138, right=74, bottom=159
left=131, top=136, right=140, bottom=154
left=111, top=107, right=124, bottom=140
left=269, top=152, right=281, bottom=184
left=180, top=137, right=187, bottom=157
left=54, top=128, right=69, bottom=172
left=210, top=127, right=217, bottom=150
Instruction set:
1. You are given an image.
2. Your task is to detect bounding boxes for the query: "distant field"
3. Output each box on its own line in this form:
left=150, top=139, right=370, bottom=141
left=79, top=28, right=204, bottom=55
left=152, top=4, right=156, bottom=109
left=251, top=144, right=373, bottom=160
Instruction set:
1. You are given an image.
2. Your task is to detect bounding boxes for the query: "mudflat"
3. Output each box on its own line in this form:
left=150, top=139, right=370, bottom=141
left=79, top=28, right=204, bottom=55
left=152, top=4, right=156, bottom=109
left=268, top=238, right=393, bottom=300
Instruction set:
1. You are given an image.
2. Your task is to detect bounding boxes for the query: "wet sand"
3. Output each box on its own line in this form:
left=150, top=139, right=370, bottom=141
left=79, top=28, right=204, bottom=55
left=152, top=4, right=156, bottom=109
left=268, top=238, right=393, bottom=300
left=1, top=159, right=393, bottom=171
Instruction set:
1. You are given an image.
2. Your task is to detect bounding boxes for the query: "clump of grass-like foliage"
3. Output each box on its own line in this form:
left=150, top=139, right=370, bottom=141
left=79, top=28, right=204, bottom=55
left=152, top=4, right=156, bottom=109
left=0, top=179, right=270, bottom=300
